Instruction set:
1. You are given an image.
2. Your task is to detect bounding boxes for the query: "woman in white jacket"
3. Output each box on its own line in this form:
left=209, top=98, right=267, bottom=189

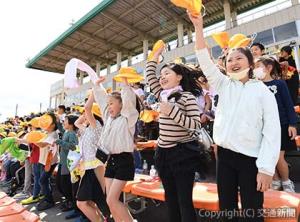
left=188, top=12, right=281, bottom=222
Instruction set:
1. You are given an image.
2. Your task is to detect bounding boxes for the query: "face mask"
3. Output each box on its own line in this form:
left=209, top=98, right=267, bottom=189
left=227, top=68, right=250, bottom=81
left=253, top=67, right=266, bottom=80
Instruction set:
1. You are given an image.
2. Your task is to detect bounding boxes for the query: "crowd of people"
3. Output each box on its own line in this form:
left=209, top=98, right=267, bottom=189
left=0, top=11, right=300, bottom=222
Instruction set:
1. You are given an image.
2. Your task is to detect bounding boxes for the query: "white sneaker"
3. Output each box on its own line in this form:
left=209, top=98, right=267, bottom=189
left=282, top=180, right=295, bottom=193
left=13, top=191, right=31, bottom=200
left=271, top=180, right=282, bottom=190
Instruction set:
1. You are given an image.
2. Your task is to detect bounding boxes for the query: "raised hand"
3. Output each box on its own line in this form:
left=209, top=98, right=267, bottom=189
left=95, top=76, right=106, bottom=85
left=187, top=10, right=203, bottom=28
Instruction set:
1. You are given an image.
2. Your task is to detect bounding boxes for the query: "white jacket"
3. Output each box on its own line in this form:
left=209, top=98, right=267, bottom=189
left=196, top=48, right=281, bottom=176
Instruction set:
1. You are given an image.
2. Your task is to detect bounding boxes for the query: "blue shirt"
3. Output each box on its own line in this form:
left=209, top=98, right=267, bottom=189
left=264, top=79, right=297, bottom=126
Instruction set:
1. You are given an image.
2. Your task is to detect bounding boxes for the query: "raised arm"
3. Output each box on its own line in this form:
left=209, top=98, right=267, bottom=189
left=74, top=114, right=86, bottom=131
left=188, top=11, right=229, bottom=93
left=120, top=79, right=139, bottom=130
left=93, top=77, right=108, bottom=114
left=145, top=46, right=165, bottom=99
left=84, top=92, right=97, bottom=129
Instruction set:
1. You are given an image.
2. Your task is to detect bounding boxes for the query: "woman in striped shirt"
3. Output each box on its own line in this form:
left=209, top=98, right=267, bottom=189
left=146, top=47, right=202, bottom=222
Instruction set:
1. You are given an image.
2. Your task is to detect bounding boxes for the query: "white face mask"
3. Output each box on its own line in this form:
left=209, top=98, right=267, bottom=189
left=253, top=67, right=266, bottom=80
left=227, top=68, right=250, bottom=81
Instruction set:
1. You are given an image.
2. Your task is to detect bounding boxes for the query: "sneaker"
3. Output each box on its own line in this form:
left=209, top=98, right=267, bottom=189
left=21, top=196, right=40, bottom=205
left=271, top=180, right=282, bottom=190
left=282, top=180, right=295, bottom=193
left=37, top=200, right=54, bottom=211
left=13, top=191, right=31, bottom=200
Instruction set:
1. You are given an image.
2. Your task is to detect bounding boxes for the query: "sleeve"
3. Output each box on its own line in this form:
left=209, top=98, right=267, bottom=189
left=93, top=83, right=109, bottom=121
left=279, top=81, right=297, bottom=125
left=195, top=48, right=230, bottom=94
left=56, top=133, right=78, bottom=151
left=168, top=94, right=201, bottom=131
left=256, top=87, right=281, bottom=176
left=145, top=61, right=162, bottom=99
left=121, top=84, right=139, bottom=130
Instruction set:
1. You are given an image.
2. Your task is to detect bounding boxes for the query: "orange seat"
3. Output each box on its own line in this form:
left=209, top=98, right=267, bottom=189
left=295, top=136, right=300, bottom=147
left=123, top=174, right=153, bottom=193
left=0, top=210, right=40, bottom=222
left=264, top=190, right=300, bottom=222
left=131, top=182, right=220, bottom=211
left=193, top=183, right=219, bottom=211
left=294, top=106, right=300, bottom=114
left=131, top=181, right=165, bottom=201
left=0, top=196, right=16, bottom=206
left=0, top=203, right=25, bottom=217
left=0, top=192, right=7, bottom=199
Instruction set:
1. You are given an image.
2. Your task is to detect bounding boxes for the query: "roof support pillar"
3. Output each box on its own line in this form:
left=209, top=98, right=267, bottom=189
left=187, top=29, right=193, bottom=44
left=177, top=22, right=184, bottom=47
left=292, top=0, right=299, bottom=5
left=231, top=10, right=238, bottom=28
left=113, top=52, right=122, bottom=90
left=143, top=40, right=149, bottom=61
left=128, top=55, right=132, bottom=66
left=96, top=62, right=101, bottom=77
left=223, top=0, right=231, bottom=29
left=49, top=97, right=52, bottom=109
left=79, top=71, right=84, bottom=85
left=55, top=96, right=58, bottom=109
left=107, top=64, right=111, bottom=75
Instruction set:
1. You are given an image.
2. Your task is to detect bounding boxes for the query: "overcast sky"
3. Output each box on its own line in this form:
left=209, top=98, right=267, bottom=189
left=0, top=0, right=101, bottom=121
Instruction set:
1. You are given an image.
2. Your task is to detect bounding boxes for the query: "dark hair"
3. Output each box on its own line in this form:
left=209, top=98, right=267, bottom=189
left=65, top=115, right=78, bottom=130
left=47, top=112, right=58, bottom=131
left=109, top=91, right=143, bottom=114
left=58, top=105, right=66, bottom=112
left=257, top=56, right=282, bottom=79
left=160, top=63, right=203, bottom=97
left=281, top=45, right=292, bottom=55
left=251, top=42, right=265, bottom=51
left=226, top=47, right=255, bottom=78
left=93, top=114, right=104, bottom=126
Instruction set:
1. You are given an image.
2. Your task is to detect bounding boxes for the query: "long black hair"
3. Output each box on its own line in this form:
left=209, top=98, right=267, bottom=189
left=160, top=63, right=203, bottom=97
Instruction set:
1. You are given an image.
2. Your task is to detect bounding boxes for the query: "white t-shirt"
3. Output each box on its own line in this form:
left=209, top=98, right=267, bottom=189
left=38, top=131, right=59, bottom=165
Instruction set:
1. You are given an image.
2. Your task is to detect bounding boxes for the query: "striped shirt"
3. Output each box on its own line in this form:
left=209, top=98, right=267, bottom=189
left=146, top=61, right=201, bottom=148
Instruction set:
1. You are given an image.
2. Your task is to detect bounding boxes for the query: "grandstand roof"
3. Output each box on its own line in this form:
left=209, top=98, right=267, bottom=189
left=26, top=0, right=275, bottom=74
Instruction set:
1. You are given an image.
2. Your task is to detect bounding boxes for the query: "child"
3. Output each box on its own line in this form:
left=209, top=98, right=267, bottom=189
left=279, top=45, right=299, bottom=105
left=255, top=56, right=297, bottom=192
left=55, top=115, right=78, bottom=211
left=74, top=96, right=111, bottom=222
left=34, top=113, right=59, bottom=211
left=189, top=12, right=281, bottom=222
left=250, top=42, right=265, bottom=59
left=93, top=76, right=139, bottom=222
left=146, top=45, right=203, bottom=221
left=20, top=118, right=43, bottom=205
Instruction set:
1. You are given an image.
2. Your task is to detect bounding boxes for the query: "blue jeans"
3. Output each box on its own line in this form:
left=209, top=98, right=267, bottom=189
left=39, top=164, right=56, bottom=203
left=32, top=163, right=42, bottom=198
